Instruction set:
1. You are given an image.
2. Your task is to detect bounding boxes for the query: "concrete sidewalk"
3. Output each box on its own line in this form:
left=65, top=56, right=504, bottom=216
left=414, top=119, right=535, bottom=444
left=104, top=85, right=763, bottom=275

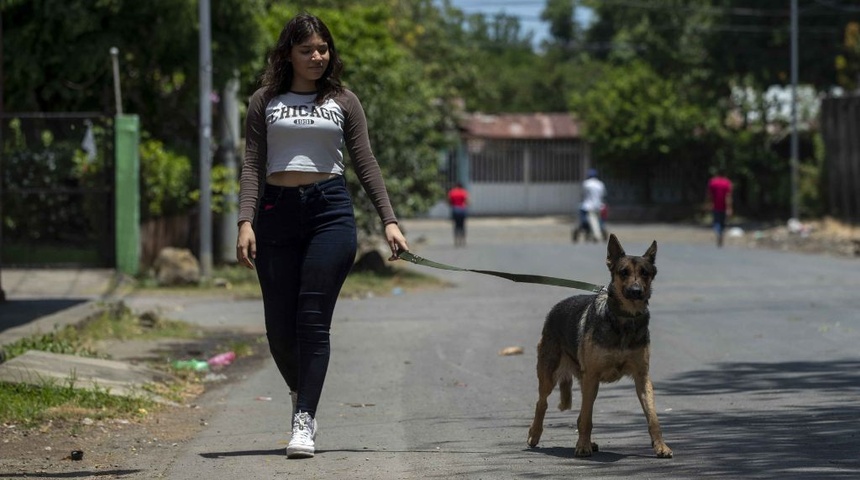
left=0, top=268, right=125, bottom=347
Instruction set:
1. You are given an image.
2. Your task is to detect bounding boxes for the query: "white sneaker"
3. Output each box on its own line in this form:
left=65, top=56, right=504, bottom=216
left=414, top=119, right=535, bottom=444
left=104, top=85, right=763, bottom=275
left=287, top=411, right=316, bottom=459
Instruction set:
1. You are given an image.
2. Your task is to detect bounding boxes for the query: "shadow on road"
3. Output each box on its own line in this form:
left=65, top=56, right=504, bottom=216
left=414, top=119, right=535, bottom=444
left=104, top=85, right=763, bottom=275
left=0, top=298, right=86, bottom=333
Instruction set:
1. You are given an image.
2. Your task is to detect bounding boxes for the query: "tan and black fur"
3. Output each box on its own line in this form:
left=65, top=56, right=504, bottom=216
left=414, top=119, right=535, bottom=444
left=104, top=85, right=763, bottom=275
left=527, top=234, right=672, bottom=458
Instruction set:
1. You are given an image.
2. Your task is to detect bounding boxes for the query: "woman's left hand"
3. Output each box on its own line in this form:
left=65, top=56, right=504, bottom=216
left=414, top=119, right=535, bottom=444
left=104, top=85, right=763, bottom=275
left=384, top=223, right=409, bottom=261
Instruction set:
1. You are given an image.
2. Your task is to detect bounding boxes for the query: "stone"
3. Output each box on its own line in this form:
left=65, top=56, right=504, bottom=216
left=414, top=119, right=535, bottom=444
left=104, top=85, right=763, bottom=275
left=153, top=247, right=201, bottom=286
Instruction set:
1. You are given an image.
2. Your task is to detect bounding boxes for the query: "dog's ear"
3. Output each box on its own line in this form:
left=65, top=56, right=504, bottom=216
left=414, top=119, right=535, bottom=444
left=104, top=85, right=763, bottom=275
left=643, top=240, right=657, bottom=265
left=606, top=233, right=625, bottom=269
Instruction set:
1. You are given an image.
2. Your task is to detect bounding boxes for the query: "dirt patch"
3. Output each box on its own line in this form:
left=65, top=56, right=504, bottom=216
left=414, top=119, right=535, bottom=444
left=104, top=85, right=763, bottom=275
left=0, top=330, right=269, bottom=479
left=730, top=217, right=860, bottom=258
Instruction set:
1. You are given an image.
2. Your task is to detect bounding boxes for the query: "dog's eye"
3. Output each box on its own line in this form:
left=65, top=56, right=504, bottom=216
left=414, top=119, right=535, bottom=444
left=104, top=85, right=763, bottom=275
left=639, top=270, right=650, bottom=279
left=619, top=268, right=630, bottom=277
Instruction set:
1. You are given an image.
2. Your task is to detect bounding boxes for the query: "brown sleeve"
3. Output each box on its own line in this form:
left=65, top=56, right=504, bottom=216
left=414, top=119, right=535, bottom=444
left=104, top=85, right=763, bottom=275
left=238, top=88, right=269, bottom=225
left=335, top=89, right=398, bottom=226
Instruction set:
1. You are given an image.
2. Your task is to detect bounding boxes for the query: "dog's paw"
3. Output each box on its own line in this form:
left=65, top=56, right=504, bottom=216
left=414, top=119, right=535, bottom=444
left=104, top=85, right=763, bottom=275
left=654, top=442, right=673, bottom=458
left=527, top=430, right=541, bottom=448
left=574, top=441, right=597, bottom=457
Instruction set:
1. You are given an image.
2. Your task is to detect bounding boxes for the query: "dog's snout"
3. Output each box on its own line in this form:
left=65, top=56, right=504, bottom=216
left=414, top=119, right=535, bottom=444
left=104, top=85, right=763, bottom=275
left=625, top=283, right=644, bottom=299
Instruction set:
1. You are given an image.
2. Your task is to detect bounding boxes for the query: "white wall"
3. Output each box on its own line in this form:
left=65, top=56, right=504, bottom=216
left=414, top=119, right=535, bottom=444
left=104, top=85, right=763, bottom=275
left=427, top=182, right=582, bottom=217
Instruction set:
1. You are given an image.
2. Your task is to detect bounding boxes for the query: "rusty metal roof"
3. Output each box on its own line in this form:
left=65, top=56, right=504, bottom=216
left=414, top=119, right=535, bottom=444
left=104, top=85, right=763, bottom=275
left=459, top=113, right=582, bottom=140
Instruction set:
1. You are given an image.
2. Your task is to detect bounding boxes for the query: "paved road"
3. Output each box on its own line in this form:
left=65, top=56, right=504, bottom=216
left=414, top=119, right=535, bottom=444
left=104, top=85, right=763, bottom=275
left=3, top=218, right=857, bottom=479
left=116, top=218, right=859, bottom=479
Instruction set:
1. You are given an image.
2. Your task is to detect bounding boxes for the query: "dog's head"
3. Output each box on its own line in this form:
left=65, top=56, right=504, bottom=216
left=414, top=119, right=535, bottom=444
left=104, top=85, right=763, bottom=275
left=605, top=234, right=657, bottom=314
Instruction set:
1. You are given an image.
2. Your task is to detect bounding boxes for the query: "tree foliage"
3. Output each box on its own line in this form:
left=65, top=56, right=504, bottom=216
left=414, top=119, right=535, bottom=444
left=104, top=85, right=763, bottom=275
left=569, top=60, right=717, bottom=202
left=3, top=0, right=857, bottom=229
left=836, top=21, right=860, bottom=91
left=2, top=0, right=266, bottom=156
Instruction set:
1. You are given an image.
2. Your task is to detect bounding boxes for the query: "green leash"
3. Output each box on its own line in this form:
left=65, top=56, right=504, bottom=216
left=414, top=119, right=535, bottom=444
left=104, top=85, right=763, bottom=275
left=398, top=251, right=603, bottom=293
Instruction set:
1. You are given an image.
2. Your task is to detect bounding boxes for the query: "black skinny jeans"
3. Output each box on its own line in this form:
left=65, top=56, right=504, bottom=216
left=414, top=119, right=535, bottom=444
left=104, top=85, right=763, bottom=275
left=254, top=176, right=357, bottom=418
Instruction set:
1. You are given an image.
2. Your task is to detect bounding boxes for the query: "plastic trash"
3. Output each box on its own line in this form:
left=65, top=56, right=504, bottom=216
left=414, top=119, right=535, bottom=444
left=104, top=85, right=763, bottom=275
left=787, top=217, right=803, bottom=234
left=207, top=351, right=236, bottom=367
left=172, top=359, right=210, bottom=371
left=203, top=373, right=228, bottom=383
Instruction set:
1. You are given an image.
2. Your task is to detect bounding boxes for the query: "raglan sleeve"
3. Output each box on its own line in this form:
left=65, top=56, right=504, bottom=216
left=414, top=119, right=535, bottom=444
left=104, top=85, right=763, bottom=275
left=339, top=90, right=398, bottom=226
left=237, top=89, right=268, bottom=225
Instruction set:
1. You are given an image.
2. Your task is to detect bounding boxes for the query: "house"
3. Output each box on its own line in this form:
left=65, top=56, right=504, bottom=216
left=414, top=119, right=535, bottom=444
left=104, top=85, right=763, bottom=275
left=429, top=112, right=591, bottom=217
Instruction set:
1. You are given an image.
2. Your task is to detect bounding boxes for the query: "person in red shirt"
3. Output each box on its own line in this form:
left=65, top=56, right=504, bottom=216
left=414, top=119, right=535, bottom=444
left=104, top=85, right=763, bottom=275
left=707, top=168, right=733, bottom=247
left=447, top=182, right=469, bottom=247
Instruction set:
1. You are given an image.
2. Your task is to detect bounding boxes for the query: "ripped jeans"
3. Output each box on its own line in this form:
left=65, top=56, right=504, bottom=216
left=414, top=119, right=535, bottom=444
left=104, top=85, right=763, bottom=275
left=254, top=176, right=357, bottom=418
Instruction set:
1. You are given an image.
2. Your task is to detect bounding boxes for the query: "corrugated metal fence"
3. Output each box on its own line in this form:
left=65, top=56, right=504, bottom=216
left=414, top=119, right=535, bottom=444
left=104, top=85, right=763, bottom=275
left=433, top=138, right=590, bottom=217
left=821, top=95, right=860, bottom=224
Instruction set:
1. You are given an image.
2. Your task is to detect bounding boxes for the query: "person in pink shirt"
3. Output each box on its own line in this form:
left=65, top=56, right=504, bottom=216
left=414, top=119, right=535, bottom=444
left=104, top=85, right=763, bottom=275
left=707, top=167, right=733, bottom=247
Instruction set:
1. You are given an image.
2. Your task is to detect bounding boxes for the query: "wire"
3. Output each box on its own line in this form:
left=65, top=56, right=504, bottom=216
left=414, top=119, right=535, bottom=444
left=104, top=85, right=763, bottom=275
left=595, top=0, right=860, bottom=16
left=810, top=0, right=860, bottom=12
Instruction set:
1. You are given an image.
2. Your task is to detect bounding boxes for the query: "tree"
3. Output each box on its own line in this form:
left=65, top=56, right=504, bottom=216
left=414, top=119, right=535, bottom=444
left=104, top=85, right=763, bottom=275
left=583, top=0, right=859, bottom=93
left=2, top=0, right=266, bottom=156
left=836, top=21, right=860, bottom=91
left=574, top=0, right=858, bottom=218
left=568, top=61, right=716, bottom=203
left=541, top=0, right=584, bottom=51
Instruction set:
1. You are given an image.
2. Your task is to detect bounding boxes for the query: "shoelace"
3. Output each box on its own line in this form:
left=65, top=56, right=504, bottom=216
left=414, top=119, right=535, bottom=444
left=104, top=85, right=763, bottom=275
left=293, top=414, right=313, bottom=439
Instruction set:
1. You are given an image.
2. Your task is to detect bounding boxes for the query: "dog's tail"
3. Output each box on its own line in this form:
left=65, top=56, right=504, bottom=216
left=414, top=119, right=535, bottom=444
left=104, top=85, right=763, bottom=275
left=558, top=378, right=573, bottom=411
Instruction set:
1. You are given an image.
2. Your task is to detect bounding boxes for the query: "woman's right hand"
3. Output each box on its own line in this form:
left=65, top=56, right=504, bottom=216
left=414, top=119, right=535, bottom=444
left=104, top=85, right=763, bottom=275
left=236, top=221, right=257, bottom=269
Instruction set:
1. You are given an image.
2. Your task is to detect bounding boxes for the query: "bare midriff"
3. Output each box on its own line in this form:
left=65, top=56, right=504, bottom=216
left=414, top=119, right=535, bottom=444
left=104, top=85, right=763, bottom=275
left=266, top=171, right=338, bottom=187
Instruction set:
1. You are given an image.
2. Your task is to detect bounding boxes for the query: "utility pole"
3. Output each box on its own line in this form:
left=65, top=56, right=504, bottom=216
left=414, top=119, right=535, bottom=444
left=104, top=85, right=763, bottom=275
left=110, top=47, right=123, bottom=115
left=790, top=0, right=799, bottom=220
left=218, top=72, right=240, bottom=264
left=198, top=0, right=213, bottom=278
left=0, top=7, right=5, bottom=302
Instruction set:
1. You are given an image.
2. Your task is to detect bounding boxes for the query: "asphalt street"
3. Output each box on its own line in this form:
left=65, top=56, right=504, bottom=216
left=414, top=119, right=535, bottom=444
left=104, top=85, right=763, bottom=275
left=119, top=217, right=860, bottom=479
left=4, top=218, right=860, bottom=480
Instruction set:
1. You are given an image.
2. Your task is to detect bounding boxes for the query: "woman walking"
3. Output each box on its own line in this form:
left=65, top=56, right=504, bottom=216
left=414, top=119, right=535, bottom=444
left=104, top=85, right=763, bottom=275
left=236, top=12, right=409, bottom=459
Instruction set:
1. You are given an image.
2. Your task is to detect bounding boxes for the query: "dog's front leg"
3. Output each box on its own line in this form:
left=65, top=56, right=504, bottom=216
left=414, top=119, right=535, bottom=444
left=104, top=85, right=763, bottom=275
left=633, top=372, right=673, bottom=458
left=574, top=375, right=600, bottom=457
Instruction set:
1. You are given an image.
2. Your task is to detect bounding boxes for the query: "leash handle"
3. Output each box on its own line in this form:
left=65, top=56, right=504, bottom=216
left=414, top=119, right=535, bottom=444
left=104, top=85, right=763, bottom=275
left=398, top=251, right=603, bottom=293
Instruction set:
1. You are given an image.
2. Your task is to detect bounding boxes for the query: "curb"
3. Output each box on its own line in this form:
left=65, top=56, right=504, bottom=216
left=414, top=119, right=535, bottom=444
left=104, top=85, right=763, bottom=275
left=0, top=299, right=121, bottom=350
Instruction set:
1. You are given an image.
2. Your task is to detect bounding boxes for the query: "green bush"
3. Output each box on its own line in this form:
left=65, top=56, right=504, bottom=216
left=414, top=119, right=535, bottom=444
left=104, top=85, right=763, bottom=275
left=139, top=136, right=194, bottom=220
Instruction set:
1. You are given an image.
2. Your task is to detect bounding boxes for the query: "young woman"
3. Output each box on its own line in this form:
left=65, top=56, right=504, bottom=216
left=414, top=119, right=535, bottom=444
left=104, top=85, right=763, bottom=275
left=236, top=12, right=409, bottom=459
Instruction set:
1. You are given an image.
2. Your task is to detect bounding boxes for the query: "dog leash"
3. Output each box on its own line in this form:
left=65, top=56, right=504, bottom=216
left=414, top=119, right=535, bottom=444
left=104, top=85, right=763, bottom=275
left=398, top=251, right=603, bottom=293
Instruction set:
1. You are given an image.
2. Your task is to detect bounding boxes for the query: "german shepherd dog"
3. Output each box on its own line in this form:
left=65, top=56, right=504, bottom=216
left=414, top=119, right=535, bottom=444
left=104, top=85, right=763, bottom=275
left=527, top=234, right=672, bottom=458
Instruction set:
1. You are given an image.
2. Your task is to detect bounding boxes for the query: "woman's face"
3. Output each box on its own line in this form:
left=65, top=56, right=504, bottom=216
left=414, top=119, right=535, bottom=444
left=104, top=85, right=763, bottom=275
left=289, top=33, right=330, bottom=92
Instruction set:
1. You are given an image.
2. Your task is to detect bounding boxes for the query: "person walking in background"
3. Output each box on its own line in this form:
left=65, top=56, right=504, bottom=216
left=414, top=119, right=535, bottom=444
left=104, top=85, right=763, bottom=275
left=447, top=182, right=469, bottom=247
left=707, top=167, right=733, bottom=247
left=236, top=13, right=409, bottom=459
left=573, top=168, right=607, bottom=243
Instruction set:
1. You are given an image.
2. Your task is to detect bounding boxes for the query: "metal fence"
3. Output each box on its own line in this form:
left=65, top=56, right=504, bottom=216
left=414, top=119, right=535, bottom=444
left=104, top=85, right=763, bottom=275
left=821, top=95, right=860, bottom=224
left=432, top=138, right=590, bottom=217
left=0, top=113, right=115, bottom=267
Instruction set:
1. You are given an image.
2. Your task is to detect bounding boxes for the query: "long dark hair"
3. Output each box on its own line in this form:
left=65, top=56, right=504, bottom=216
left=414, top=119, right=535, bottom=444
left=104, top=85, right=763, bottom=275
left=261, top=13, right=344, bottom=103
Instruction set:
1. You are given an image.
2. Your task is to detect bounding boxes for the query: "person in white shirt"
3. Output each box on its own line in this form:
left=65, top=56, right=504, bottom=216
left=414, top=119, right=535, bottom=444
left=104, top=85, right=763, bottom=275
left=575, top=168, right=606, bottom=243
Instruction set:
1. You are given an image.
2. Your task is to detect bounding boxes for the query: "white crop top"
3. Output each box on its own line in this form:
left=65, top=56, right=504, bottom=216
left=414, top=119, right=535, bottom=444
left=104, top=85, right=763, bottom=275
left=239, top=87, right=397, bottom=226
left=265, top=92, right=345, bottom=176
